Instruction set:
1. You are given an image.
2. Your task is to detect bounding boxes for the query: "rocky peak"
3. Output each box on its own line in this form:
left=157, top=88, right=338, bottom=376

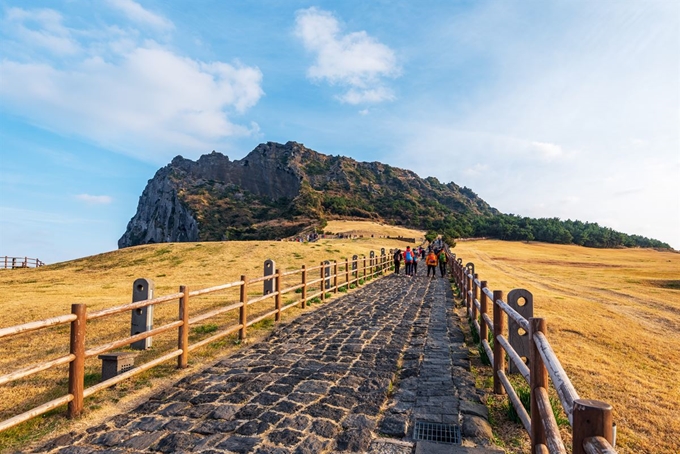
left=119, top=141, right=498, bottom=247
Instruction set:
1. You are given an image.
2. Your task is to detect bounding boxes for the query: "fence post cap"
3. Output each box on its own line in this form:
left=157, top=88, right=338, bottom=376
left=574, top=399, right=612, bottom=411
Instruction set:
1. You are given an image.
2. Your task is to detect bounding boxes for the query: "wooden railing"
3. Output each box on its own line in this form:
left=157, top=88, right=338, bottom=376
left=446, top=249, right=617, bottom=454
left=1, top=257, right=45, bottom=269
left=0, top=251, right=391, bottom=433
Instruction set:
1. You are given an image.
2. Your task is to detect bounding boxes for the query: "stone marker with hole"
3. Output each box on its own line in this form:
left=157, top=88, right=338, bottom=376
left=131, top=278, right=154, bottom=350
left=507, top=288, right=533, bottom=374
left=263, top=259, right=275, bottom=295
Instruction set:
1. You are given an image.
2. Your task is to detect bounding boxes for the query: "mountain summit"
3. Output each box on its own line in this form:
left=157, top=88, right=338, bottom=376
left=118, top=141, right=496, bottom=247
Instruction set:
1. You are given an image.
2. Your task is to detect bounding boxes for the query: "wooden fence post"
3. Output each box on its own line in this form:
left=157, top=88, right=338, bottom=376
left=480, top=281, right=488, bottom=343
left=363, top=257, right=367, bottom=278
left=530, top=317, right=548, bottom=450
left=345, top=258, right=350, bottom=287
left=240, top=275, right=248, bottom=341
left=472, top=273, right=479, bottom=326
left=333, top=261, right=338, bottom=294
left=300, top=265, right=307, bottom=308
left=493, top=290, right=506, bottom=395
left=320, top=262, right=325, bottom=301
left=572, top=400, right=614, bottom=454
left=275, top=269, right=282, bottom=321
left=67, top=303, right=86, bottom=418
left=178, top=285, right=189, bottom=368
left=466, top=272, right=473, bottom=317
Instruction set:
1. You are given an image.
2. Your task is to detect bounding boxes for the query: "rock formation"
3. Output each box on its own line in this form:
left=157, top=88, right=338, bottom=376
left=119, top=141, right=497, bottom=248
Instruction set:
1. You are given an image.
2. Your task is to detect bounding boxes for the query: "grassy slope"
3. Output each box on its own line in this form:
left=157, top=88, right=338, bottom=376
left=1, top=227, right=678, bottom=453
left=0, top=230, right=416, bottom=452
left=453, top=240, right=680, bottom=454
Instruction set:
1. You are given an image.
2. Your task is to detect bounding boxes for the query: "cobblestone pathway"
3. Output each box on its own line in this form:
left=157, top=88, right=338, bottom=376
left=36, top=268, right=498, bottom=454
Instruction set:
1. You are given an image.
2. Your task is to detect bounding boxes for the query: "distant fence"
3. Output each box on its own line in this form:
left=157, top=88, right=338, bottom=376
left=446, top=248, right=618, bottom=454
left=1, top=257, right=45, bottom=269
left=0, top=250, right=391, bottom=433
left=386, top=236, right=417, bottom=243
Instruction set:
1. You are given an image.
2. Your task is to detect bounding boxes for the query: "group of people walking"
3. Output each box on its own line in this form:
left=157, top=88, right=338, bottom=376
left=392, top=245, right=448, bottom=278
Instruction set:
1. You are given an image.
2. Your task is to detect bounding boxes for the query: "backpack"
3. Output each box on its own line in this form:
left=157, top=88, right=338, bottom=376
left=439, top=252, right=447, bottom=263
left=404, top=251, right=413, bottom=262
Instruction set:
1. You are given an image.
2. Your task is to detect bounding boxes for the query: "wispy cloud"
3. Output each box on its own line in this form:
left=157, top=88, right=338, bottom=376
left=4, top=7, right=80, bottom=55
left=0, top=7, right=264, bottom=163
left=294, top=7, right=400, bottom=104
left=76, top=194, right=113, bottom=204
left=530, top=141, right=563, bottom=161
left=387, top=0, right=678, bottom=248
left=463, top=163, right=489, bottom=177
left=106, top=0, right=173, bottom=31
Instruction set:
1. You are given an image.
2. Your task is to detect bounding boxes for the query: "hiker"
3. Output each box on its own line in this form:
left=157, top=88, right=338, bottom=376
left=393, top=249, right=403, bottom=274
left=404, top=246, right=414, bottom=276
left=412, top=250, right=419, bottom=276
left=438, top=249, right=448, bottom=277
left=426, top=250, right=438, bottom=278
left=420, top=247, right=426, bottom=259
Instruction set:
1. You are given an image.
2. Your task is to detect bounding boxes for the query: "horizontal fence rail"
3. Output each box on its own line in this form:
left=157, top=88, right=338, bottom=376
left=1, top=256, right=45, bottom=269
left=0, top=249, right=393, bottom=433
left=446, top=246, right=618, bottom=454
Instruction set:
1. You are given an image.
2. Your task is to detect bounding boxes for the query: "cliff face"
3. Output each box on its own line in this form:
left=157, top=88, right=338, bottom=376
left=119, top=141, right=498, bottom=247
left=118, top=167, right=199, bottom=247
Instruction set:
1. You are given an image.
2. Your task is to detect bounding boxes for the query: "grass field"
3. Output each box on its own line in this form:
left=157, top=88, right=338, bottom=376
left=453, top=240, right=680, bottom=454
left=1, top=224, right=677, bottom=453
left=325, top=220, right=425, bottom=240
left=0, top=231, right=416, bottom=452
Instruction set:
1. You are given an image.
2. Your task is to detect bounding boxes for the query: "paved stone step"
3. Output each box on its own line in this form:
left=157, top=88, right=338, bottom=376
left=35, top=266, right=504, bottom=453
left=35, top=274, right=434, bottom=453
left=377, top=268, right=500, bottom=451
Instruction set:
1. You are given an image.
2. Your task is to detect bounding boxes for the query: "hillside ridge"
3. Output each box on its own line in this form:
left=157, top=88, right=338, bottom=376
left=119, top=141, right=671, bottom=250
left=119, top=141, right=496, bottom=247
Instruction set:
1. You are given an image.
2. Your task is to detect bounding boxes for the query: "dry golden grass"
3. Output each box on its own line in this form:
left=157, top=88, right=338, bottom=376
left=3, top=224, right=674, bottom=453
left=325, top=220, right=426, bottom=240
left=0, top=227, right=422, bottom=452
left=453, top=240, right=680, bottom=454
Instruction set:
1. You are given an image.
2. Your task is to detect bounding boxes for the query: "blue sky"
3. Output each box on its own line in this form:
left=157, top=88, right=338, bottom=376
left=1, top=0, right=678, bottom=263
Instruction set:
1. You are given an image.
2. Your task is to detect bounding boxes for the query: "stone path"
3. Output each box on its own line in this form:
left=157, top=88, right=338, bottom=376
left=36, top=266, right=501, bottom=454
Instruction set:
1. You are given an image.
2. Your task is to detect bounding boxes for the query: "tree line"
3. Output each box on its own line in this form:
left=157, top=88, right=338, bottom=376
left=425, top=214, right=671, bottom=249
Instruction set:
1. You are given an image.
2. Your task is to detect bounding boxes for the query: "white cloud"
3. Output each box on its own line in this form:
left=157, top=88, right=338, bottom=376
left=463, top=163, right=489, bottom=177
left=294, top=7, right=399, bottom=104
left=106, top=0, right=174, bottom=31
left=0, top=8, right=264, bottom=163
left=358, top=109, right=369, bottom=116
left=339, top=87, right=395, bottom=105
left=76, top=194, right=114, bottom=204
left=4, top=7, right=80, bottom=55
left=530, top=141, right=563, bottom=161
left=387, top=2, right=679, bottom=247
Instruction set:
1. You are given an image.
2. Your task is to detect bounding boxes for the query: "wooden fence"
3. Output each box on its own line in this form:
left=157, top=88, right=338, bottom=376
left=447, top=250, right=618, bottom=454
left=1, top=257, right=45, bottom=269
left=0, top=251, right=391, bottom=433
